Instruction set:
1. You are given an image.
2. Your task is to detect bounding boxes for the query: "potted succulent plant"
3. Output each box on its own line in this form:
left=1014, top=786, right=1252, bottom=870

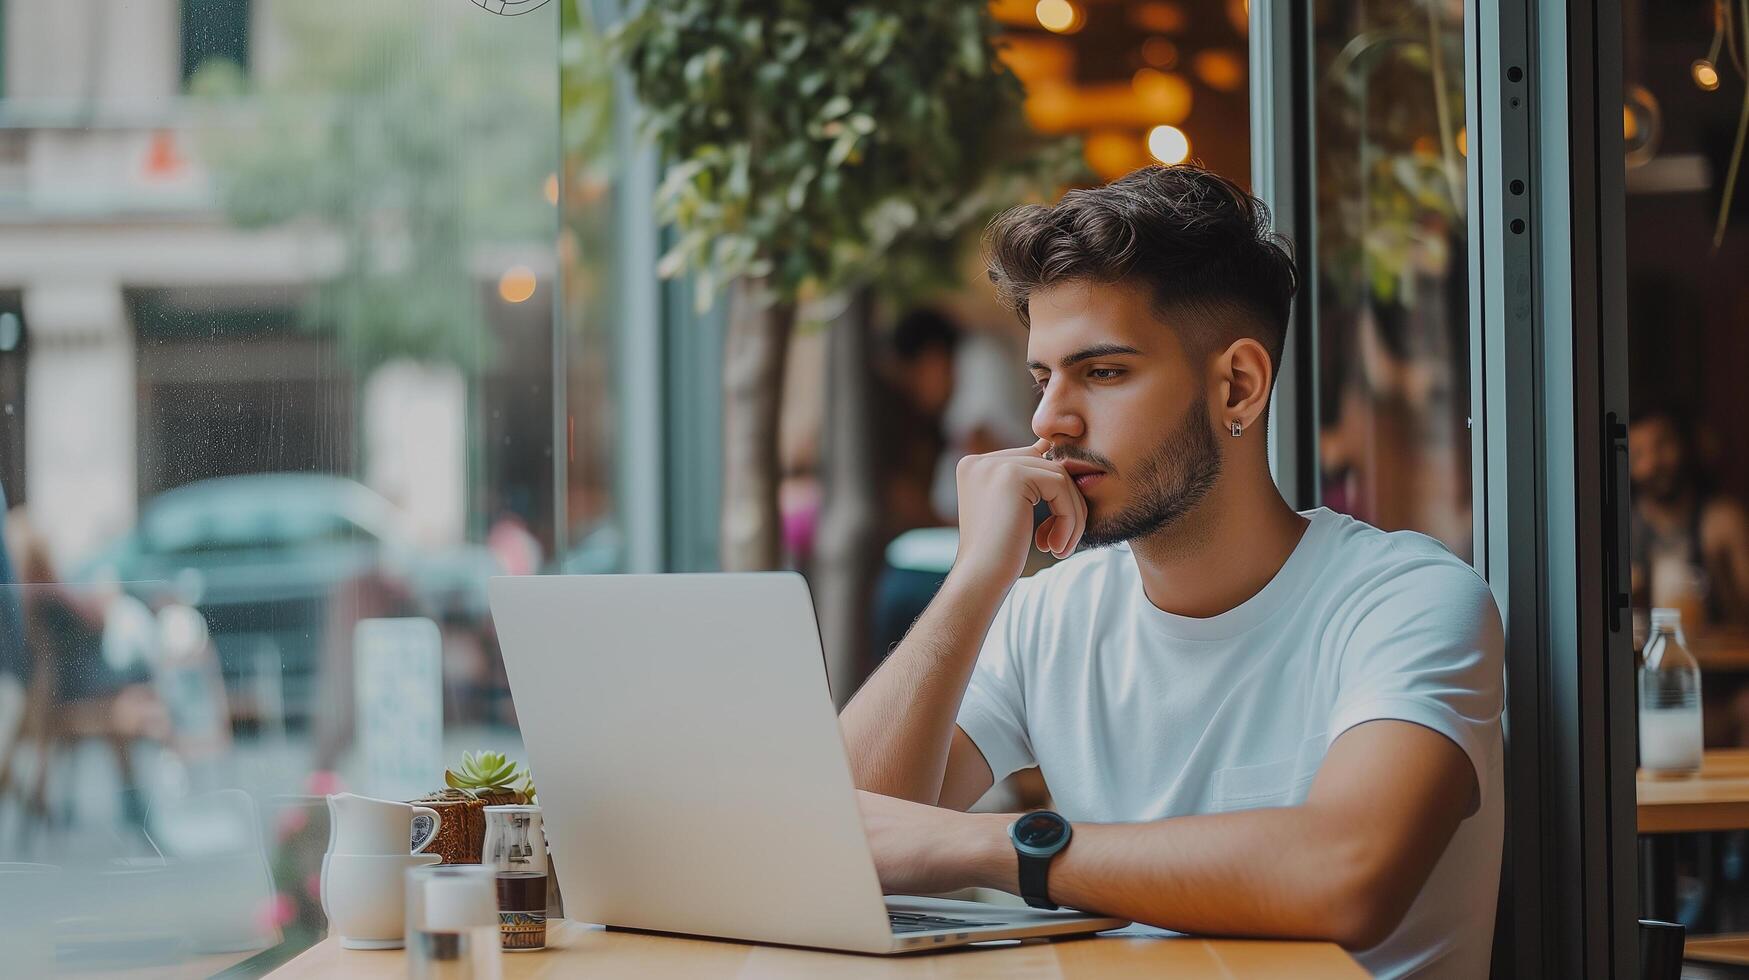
left=445, top=750, right=538, bottom=807
left=410, top=751, right=539, bottom=864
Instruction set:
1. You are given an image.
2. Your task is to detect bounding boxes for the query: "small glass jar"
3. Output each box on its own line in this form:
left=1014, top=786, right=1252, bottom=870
left=405, top=865, right=502, bottom=980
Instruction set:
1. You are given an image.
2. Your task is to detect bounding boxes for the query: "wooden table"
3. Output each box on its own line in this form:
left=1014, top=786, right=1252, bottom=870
left=1637, top=749, right=1749, bottom=923
left=58, top=948, right=258, bottom=980
left=1638, top=748, right=1749, bottom=834
left=1685, top=932, right=1749, bottom=966
left=270, top=920, right=1365, bottom=978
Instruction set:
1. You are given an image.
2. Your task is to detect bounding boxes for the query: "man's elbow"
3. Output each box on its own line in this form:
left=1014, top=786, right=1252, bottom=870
left=1322, top=869, right=1414, bottom=951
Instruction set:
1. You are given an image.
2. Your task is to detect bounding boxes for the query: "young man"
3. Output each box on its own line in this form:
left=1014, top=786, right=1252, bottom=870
left=840, top=165, right=1504, bottom=979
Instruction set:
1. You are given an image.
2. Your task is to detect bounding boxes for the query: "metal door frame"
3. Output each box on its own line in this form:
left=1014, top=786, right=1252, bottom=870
left=1252, top=0, right=1638, bottom=970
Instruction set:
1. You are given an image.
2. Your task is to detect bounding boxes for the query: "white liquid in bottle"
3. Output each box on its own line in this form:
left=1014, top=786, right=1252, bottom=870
left=1639, top=607, right=1703, bottom=775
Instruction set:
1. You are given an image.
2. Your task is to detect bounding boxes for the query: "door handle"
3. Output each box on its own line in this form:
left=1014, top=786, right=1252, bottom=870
left=1603, top=412, right=1632, bottom=632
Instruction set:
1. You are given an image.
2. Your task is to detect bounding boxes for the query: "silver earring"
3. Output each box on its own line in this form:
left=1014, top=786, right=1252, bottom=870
left=1230, top=420, right=1243, bottom=438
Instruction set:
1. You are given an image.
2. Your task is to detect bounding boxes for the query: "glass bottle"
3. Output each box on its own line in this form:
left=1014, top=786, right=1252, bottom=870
left=482, top=805, right=548, bottom=951
left=1639, top=607, right=1703, bottom=775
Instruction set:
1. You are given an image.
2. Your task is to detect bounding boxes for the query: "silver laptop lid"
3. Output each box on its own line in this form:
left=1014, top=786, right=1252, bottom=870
left=488, top=572, right=895, bottom=952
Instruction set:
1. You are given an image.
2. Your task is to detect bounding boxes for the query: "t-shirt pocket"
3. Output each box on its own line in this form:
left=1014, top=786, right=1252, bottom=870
left=1209, top=733, right=1329, bottom=812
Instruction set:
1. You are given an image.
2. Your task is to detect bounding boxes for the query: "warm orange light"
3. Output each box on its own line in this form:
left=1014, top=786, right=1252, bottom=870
left=1456, top=127, right=1467, bottom=157
left=1693, top=59, right=1721, bottom=91
left=1129, top=1, right=1185, bottom=33
left=1131, top=68, right=1193, bottom=122
left=1084, top=129, right=1146, bottom=179
left=1623, top=104, right=1638, bottom=141
left=1035, top=0, right=1081, bottom=33
left=1025, top=79, right=1190, bottom=132
left=1147, top=125, right=1191, bottom=164
left=1192, top=50, right=1245, bottom=92
left=1142, top=37, right=1178, bottom=68
left=544, top=173, right=560, bottom=206
left=498, top=266, right=538, bottom=304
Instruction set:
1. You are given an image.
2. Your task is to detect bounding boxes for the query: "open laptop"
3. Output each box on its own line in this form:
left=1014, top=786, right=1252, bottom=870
left=488, top=572, right=1126, bottom=954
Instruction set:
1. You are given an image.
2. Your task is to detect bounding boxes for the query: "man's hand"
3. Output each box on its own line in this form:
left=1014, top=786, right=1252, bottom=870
left=839, top=442, right=1078, bottom=806
left=856, top=790, right=1013, bottom=896
left=952, top=439, right=1086, bottom=585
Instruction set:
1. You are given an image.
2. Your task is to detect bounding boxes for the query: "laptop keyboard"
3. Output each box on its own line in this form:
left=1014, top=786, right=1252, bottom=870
left=888, top=910, right=1003, bottom=934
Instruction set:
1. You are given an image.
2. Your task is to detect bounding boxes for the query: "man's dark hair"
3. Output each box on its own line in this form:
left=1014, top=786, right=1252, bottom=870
left=982, top=165, right=1298, bottom=374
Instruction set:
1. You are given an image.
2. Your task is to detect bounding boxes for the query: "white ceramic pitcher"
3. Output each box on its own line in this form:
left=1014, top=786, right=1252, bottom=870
left=326, top=793, right=441, bottom=856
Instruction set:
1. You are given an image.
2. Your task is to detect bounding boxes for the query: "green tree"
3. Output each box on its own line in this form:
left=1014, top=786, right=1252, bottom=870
left=192, top=0, right=557, bottom=371
left=613, top=0, right=1080, bottom=572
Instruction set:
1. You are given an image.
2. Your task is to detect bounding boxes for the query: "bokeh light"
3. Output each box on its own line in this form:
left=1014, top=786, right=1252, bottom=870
left=1035, top=0, right=1082, bottom=33
left=498, top=266, right=538, bottom=304
left=1147, top=124, right=1191, bottom=164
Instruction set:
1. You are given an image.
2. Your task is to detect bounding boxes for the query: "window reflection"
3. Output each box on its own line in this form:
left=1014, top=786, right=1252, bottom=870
left=1311, top=0, right=1473, bottom=559
left=1623, top=0, right=1749, bottom=747
left=0, top=0, right=570, bottom=966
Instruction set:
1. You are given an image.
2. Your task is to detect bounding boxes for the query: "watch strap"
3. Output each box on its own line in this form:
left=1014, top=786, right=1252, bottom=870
left=1018, top=851, right=1058, bottom=910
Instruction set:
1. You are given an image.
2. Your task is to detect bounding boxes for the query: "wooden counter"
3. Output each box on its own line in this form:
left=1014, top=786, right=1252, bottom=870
left=269, top=919, right=1365, bottom=979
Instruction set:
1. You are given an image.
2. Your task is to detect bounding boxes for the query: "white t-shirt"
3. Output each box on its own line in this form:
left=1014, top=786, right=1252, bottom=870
left=956, top=507, right=1504, bottom=979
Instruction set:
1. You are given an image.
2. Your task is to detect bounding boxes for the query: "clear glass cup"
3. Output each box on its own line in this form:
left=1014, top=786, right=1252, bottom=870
left=405, top=865, right=503, bottom=980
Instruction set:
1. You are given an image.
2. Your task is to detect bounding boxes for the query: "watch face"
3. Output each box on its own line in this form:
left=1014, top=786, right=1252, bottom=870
left=1013, top=811, right=1067, bottom=850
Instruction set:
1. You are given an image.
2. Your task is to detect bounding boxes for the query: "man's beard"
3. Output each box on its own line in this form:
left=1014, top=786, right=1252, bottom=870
left=1053, top=403, right=1223, bottom=549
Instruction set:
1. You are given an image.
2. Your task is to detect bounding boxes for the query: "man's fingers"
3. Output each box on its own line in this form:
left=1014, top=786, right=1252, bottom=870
left=1018, top=459, right=1086, bottom=555
left=1009, top=458, right=1084, bottom=557
left=988, top=438, right=1053, bottom=459
left=1027, top=469, right=1084, bottom=559
left=1035, top=516, right=1057, bottom=555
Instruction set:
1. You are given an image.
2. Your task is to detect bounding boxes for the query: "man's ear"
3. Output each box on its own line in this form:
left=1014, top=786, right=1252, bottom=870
left=1215, top=337, right=1274, bottom=433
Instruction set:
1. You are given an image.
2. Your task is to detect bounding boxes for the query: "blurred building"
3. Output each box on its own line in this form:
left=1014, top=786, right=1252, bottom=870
left=0, top=0, right=556, bottom=571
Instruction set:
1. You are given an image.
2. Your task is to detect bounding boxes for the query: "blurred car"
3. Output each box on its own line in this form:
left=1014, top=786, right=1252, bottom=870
left=73, top=473, right=503, bottom=727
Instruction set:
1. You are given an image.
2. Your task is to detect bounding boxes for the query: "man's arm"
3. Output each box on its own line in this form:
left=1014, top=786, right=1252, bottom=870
left=859, top=720, right=1474, bottom=950
left=839, top=574, right=1004, bottom=805
left=840, top=440, right=1085, bottom=805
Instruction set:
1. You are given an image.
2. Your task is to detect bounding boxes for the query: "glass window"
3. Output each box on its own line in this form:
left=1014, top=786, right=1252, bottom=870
left=1621, top=0, right=1749, bottom=718
left=1310, top=0, right=1474, bottom=560
left=0, top=0, right=611, bottom=967
left=1620, top=0, right=1749, bottom=932
left=182, top=0, right=252, bottom=84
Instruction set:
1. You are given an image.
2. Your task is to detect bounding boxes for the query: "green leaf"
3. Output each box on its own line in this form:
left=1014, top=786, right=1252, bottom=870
left=819, top=95, right=852, bottom=121
left=616, top=0, right=1083, bottom=303
left=826, top=130, right=860, bottom=168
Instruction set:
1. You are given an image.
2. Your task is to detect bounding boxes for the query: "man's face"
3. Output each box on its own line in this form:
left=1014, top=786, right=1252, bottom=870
left=1026, top=281, right=1222, bottom=547
left=1629, top=416, right=1688, bottom=505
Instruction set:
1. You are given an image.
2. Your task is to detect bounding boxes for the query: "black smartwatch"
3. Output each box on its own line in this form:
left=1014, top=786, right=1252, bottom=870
left=1008, top=810, right=1072, bottom=910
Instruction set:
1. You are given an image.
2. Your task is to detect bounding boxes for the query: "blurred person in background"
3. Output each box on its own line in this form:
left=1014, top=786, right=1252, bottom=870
left=779, top=427, right=823, bottom=570
left=870, top=310, right=961, bottom=660
left=877, top=309, right=960, bottom=537
left=1630, top=406, right=1749, bottom=748
left=1630, top=406, right=1749, bottom=632
left=1, top=506, right=166, bottom=827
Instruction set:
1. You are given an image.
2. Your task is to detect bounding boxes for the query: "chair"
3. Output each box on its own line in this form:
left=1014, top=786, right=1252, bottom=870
left=1639, top=918, right=1684, bottom=980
